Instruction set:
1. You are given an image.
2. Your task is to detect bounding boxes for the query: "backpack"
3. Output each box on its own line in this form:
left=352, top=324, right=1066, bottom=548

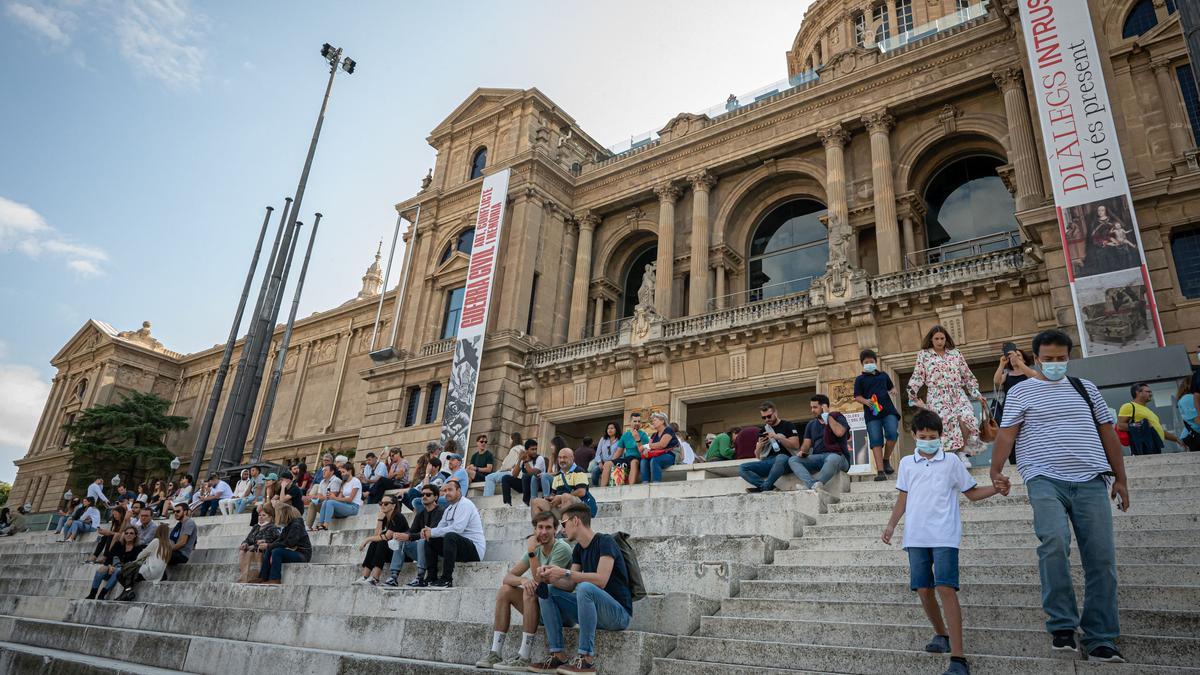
left=612, top=531, right=646, bottom=602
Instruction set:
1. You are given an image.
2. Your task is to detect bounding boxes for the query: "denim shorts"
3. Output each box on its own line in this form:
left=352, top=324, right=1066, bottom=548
left=866, top=414, right=900, bottom=448
left=907, top=546, right=959, bottom=590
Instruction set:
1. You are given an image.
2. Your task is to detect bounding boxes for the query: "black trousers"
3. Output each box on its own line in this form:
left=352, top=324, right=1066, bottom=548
left=92, top=534, right=113, bottom=558
left=424, top=532, right=480, bottom=580
left=500, top=474, right=531, bottom=505
left=367, top=478, right=396, bottom=505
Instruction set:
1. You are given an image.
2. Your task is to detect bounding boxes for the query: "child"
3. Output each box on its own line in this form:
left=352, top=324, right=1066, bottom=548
left=881, top=409, right=1008, bottom=675
left=853, top=349, right=901, bottom=482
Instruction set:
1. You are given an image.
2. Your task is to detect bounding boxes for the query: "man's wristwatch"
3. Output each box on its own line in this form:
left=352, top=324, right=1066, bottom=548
left=528, top=551, right=538, bottom=558
left=564, top=570, right=573, bottom=580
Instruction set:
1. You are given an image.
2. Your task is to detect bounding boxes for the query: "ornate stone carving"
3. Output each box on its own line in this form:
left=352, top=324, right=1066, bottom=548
left=657, top=112, right=709, bottom=142
left=653, top=183, right=682, bottom=204
left=576, top=211, right=600, bottom=231
left=636, top=263, right=656, bottom=310
left=688, top=170, right=718, bottom=192
left=420, top=168, right=432, bottom=190
left=861, top=110, right=895, bottom=134
left=573, top=376, right=588, bottom=407
left=1149, top=58, right=1173, bottom=74
left=937, top=304, right=967, bottom=345
left=312, top=337, right=338, bottom=365
left=626, top=207, right=646, bottom=224
left=991, top=67, right=1023, bottom=93
left=116, top=321, right=165, bottom=352
left=729, top=349, right=747, bottom=381
left=995, top=164, right=1017, bottom=196
left=817, top=124, right=850, bottom=148
left=937, top=104, right=960, bottom=136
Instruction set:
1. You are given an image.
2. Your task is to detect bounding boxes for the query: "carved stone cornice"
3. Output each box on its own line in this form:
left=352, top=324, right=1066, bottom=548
left=896, top=192, right=928, bottom=220
left=992, top=66, right=1023, bottom=92
left=709, top=244, right=744, bottom=272
left=1150, top=57, right=1173, bottom=73
left=653, top=182, right=683, bottom=204
left=995, top=163, right=1017, bottom=196
left=861, top=109, right=895, bottom=135
left=588, top=278, right=622, bottom=302
left=687, top=170, right=718, bottom=192
left=575, top=210, right=601, bottom=231
left=817, top=124, right=851, bottom=148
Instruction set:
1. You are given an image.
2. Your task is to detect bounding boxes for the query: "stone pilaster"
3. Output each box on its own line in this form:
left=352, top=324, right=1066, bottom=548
left=817, top=124, right=851, bottom=250
left=992, top=67, right=1045, bottom=211
left=862, top=110, right=902, bottom=274
left=1151, top=58, right=1193, bottom=158
left=687, top=171, right=717, bottom=316
left=654, top=183, right=682, bottom=317
left=552, top=216, right=579, bottom=344
left=567, top=212, right=599, bottom=341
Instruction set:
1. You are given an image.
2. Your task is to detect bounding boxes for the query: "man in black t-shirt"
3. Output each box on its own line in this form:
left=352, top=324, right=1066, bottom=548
left=533, top=502, right=632, bottom=674
left=738, top=400, right=801, bottom=493
left=787, top=394, right=851, bottom=496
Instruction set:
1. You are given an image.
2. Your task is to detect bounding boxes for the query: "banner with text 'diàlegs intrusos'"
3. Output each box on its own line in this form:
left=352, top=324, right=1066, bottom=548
left=439, top=168, right=510, bottom=453
left=1018, top=0, right=1164, bottom=356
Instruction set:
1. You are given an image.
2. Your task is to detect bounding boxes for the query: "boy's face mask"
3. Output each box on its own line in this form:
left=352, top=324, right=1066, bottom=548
left=915, top=438, right=941, bottom=455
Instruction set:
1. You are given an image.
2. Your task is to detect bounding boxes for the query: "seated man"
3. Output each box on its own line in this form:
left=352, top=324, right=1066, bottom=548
left=532, top=447, right=597, bottom=518
left=419, top=479, right=485, bottom=588
left=167, top=502, right=197, bottom=566
left=0, top=504, right=29, bottom=537
left=533, top=502, right=633, bottom=674
left=446, top=453, right=471, bottom=489
left=361, top=451, right=390, bottom=504
left=305, top=464, right=341, bottom=530
left=468, top=434, right=495, bottom=484
left=198, top=473, right=232, bottom=517
left=739, top=400, right=801, bottom=493
left=410, top=457, right=451, bottom=514
left=476, top=510, right=573, bottom=671
left=615, top=412, right=649, bottom=485
left=788, top=394, right=850, bottom=499
left=392, top=486, right=443, bottom=588
left=132, top=507, right=157, bottom=547
left=501, top=440, right=545, bottom=507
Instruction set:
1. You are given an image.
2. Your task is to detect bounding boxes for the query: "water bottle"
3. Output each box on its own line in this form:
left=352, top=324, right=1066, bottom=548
left=764, top=424, right=781, bottom=454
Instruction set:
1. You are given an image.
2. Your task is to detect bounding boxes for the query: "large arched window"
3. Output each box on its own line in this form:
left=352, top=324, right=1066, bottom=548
left=621, top=246, right=658, bottom=318
left=748, top=199, right=828, bottom=300
left=923, top=155, right=1017, bottom=255
left=1122, top=0, right=1160, bottom=39
left=469, top=147, right=487, bottom=180
left=440, top=228, right=475, bottom=264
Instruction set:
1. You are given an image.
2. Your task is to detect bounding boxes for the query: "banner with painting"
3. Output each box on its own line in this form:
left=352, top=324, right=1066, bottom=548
left=439, top=168, right=511, bottom=452
left=1017, top=0, right=1164, bottom=356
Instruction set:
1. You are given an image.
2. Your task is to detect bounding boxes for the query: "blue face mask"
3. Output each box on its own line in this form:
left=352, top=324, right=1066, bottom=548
left=863, top=363, right=878, bottom=374
left=915, top=439, right=941, bottom=455
left=1041, top=361, right=1069, bottom=381
left=820, top=411, right=829, bottom=423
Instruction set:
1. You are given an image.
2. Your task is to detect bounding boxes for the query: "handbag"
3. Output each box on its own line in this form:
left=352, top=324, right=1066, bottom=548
left=238, top=550, right=263, bottom=583
left=978, top=401, right=999, bottom=443
left=1116, top=402, right=1135, bottom=446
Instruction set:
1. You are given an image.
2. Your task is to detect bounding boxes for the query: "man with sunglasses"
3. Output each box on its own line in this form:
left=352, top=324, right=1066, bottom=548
left=167, top=503, right=197, bottom=567
left=738, top=400, right=801, bottom=493
left=420, top=479, right=485, bottom=589
left=390, top=487, right=443, bottom=588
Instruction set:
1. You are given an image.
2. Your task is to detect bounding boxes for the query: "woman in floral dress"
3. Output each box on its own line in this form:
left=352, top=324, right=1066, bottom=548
left=907, top=325, right=987, bottom=462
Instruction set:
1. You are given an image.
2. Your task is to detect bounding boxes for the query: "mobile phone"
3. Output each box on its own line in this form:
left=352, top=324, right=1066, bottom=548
left=1002, top=341, right=1017, bottom=355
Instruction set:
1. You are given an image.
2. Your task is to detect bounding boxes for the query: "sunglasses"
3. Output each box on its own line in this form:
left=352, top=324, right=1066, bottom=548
left=760, top=414, right=773, bottom=420
left=421, top=493, right=436, bottom=498
left=381, top=501, right=394, bottom=506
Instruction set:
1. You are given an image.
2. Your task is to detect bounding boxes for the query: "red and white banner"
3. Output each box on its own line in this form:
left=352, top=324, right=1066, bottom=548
left=1018, top=0, right=1164, bottom=356
left=440, top=168, right=510, bottom=451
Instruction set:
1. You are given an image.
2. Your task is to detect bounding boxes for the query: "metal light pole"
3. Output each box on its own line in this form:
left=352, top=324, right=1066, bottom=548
left=369, top=205, right=420, bottom=362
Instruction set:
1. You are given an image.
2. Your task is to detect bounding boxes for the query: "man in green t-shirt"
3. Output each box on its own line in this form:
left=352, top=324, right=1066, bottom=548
left=476, top=510, right=573, bottom=671
left=615, top=411, right=651, bottom=484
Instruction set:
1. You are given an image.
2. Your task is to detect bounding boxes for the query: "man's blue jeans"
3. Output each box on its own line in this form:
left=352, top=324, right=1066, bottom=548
left=65, top=521, right=94, bottom=538
left=317, top=500, right=359, bottom=525
left=788, top=452, right=849, bottom=488
left=537, top=583, right=631, bottom=656
left=482, top=471, right=507, bottom=497
left=198, top=499, right=221, bottom=517
left=1026, top=475, right=1119, bottom=651
left=738, top=455, right=791, bottom=491
left=260, top=547, right=306, bottom=581
left=91, top=565, right=121, bottom=591
left=639, top=453, right=675, bottom=483
left=389, top=540, right=424, bottom=576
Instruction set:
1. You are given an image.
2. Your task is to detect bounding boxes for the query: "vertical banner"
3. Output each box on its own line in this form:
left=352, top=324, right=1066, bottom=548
left=1018, top=0, right=1164, bottom=356
left=440, top=168, right=511, bottom=451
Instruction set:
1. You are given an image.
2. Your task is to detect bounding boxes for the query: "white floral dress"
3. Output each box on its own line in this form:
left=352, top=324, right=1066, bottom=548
left=907, top=348, right=982, bottom=454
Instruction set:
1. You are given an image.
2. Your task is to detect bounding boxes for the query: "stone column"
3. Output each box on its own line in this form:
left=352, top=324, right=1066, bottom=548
left=818, top=124, right=851, bottom=241
left=992, top=67, right=1046, bottom=211
left=688, top=171, right=717, bottom=316
left=902, top=216, right=916, bottom=268
left=654, top=183, right=682, bottom=317
left=714, top=264, right=726, bottom=309
left=862, top=110, right=902, bottom=274
left=592, top=296, right=604, bottom=337
left=1151, top=58, right=1193, bottom=157
left=552, top=216, right=579, bottom=344
left=567, top=213, right=599, bottom=341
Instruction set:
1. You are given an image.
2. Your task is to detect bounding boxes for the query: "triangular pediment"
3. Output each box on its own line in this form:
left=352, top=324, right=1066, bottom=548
left=434, top=250, right=471, bottom=277
left=431, top=88, right=523, bottom=136
left=51, top=320, right=118, bottom=365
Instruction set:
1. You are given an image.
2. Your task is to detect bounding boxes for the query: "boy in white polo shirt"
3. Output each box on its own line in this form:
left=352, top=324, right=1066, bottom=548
left=882, top=410, right=1007, bottom=675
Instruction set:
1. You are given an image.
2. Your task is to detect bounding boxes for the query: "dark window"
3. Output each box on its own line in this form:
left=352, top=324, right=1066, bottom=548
left=622, top=246, right=658, bottom=319
left=441, top=286, right=466, bottom=340
left=75, top=378, right=88, bottom=401
left=440, top=228, right=476, bottom=264
left=403, top=387, right=421, bottom=427
left=854, top=13, right=867, bottom=47
left=1172, top=227, right=1200, bottom=299
left=896, top=0, right=913, bottom=34
left=1177, top=65, right=1200, bottom=145
left=526, top=273, right=539, bottom=335
left=1167, top=0, right=1177, bottom=14
left=469, top=147, right=487, bottom=180
left=748, top=199, right=828, bottom=301
left=424, top=383, right=442, bottom=424
left=1123, top=0, right=1158, bottom=39
left=923, top=155, right=1017, bottom=252
left=873, top=4, right=890, bottom=43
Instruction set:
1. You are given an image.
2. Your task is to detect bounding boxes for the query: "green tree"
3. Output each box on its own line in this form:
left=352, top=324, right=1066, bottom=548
left=64, top=391, right=188, bottom=495
left=0, top=481, right=10, bottom=509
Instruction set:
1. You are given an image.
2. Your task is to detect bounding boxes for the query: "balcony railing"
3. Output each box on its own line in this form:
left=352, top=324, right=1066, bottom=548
left=904, top=230, right=1021, bottom=270
left=664, top=290, right=812, bottom=340
left=876, top=1, right=990, bottom=53
left=707, top=275, right=815, bottom=311
left=530, top=333, right=620, bottom=368
left=418, top=338, right=455, bottom=357
left=872, top=245, right=1026, bottom=298
left=583, top=317, right=631, bottom=339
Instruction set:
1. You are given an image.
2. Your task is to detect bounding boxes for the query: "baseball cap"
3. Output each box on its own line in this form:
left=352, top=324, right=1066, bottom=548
left=265, top=473, right=279, bottom=481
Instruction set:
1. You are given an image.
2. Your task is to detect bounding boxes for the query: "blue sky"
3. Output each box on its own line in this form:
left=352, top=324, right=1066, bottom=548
left=0, top=0, right=812, bottom=483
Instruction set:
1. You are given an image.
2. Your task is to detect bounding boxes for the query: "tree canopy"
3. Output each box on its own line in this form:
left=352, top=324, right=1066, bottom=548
left=64, top=391, right=188, bottom=494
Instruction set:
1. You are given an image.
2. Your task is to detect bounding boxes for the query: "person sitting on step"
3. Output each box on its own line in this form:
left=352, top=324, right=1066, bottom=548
left=412, top=457, right=451, bottom=514
left=86, top=505, right=127, bottom=563
left=237, top=502, right=278, bottom=583
left=394, top=486, right=443, bottom=588
left=788, top=394, right=851, bottom=499
left=132, top=506, right=157, bottom=548
left=476, top=510, right=573, bottom=671
left=313, top=461, right=362, bottom=531
left=115, top=523, right=171, bottom=602
left=739, top=401, right=801, bottom=493
left=501, top=439, right=544, bottom=507
left=532, top=446, right=597, bottom=518
left=221, top=469, right=252, bottom=515
left=639, top=413, right=679, bottom=483
left=360, top=451, right=390, bottom=505
left=62, top=497, right=101, bottom=543
left=614, top=411, right=649, bottom=485
left=167, top=501, right=197, bottom=567
left=305, top=464, right=341, bottom=531
left=87, top=525, right=143, bottom=600
left=0, top=504, right=28, bottom=537
left=52, top=498, right=83, bottom=535
left=418, top=479, right=485, bottom=589
left=257, top=504, right=312, bottom=585
left=356, top=495, right=409, bottom=586
left=198, top=473, right=233, bottom=517
left=484, top=432, right=524, bottom=497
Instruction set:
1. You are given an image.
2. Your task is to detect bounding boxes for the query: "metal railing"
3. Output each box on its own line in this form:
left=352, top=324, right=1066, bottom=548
left=706, top=275, right=815, bottom=311
left=583, top=317, right=632, bottom=339
left=876, top=1, right=990, bottom=53
left=904, top=230, right=1020, bottom=269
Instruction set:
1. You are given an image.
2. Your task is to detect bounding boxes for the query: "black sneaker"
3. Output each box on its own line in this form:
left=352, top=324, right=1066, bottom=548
left=430, top=578, right=454, bottom=588
left=1051, top=630, right=1078, bottom=652
left=884, top=460, right=895, bottom=475
left=528, top=655, right=568, bottom=673
left=1087, top=646, right=1125, bottom=663
left=874, top=472, right=887, bottom=482
left=924, top=635, right=951, bottom=653
left=383, top=576, right=399, bottom=587
left=745, top=486, right=762, bottom=493
left=406, top=576, right=428, bottom=588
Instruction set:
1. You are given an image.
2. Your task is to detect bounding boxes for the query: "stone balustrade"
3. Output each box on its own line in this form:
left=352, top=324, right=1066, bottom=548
left=869, top=247, right=1027, bottom=298
left=418, top=338, right=456, bottom=357
left=662, top=291, right=811, bottom=339
left=530, top=333, right=620, bottom=367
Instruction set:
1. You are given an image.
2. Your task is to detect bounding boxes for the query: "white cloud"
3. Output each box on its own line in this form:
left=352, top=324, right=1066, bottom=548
left=5, top=1, right=74, bottom=47
left=0, top=195, right=109, bottom=275
left=0, top=362, right=50, bottom=484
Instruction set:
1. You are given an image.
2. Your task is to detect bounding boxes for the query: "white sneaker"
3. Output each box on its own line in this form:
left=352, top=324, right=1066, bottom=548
left=353, top=576, right=369, bottom=585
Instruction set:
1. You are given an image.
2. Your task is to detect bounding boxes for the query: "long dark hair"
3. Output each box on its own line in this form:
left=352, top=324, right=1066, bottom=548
left=604, top=422, right=620, bottom=440
left=921, top=324, right=956, bottom=351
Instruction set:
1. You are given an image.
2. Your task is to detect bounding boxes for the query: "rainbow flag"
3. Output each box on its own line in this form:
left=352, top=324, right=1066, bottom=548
left=868, top=394, right=884, bottom=415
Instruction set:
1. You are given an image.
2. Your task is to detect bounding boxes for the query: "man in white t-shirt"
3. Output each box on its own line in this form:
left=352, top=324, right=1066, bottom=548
left=484, top=433, right=524, bottom=497
left=86, top=479, right=110, bottom=509
left=991, top=329, right=1129, bottom=664
left=198, top=474, right=233, bottom=517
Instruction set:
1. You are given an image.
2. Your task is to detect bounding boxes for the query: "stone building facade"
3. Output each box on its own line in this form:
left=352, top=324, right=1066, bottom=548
left=11, top=0, right=1200, bottom=510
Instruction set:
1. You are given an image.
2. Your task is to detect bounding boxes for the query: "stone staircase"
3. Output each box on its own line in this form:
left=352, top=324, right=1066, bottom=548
left=0, top=452, right=1196, bottom=674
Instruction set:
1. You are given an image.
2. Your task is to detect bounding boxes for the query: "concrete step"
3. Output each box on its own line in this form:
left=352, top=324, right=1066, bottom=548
left=714, top=597, right=1200, bottom=638
left=773, top=545, right=1200, bottom=566
left=667, top=633, right=1200, bottom=675
left=802, top=512, right=1200, bottom=538
left=696, top=616, right=1197, bottom=667
left=826, top=486, right=1197, bottom=514
left=814, top=500, right=1200, bottom=526
left=0, top=639, right=189, bottom=675
left=736, top=579, right=1200, bottom=611
left=652, top=659, right=826, bottom=675
left=791, top=528, right=1199, bottom=551
left=845, top=458, right=1200, bottom=495
left=753, top=562, right=1200, bottom=587
left=837, top=477, right=1200, bottom=503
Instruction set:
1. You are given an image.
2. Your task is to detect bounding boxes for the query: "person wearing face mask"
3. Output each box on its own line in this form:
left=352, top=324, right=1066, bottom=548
left=907, top=325, right=988, bottom=465
left=882, top=410, right=1006, bottom=675
left=854, top=349, right=901, bottom=482
left=990, top=329, right=1130, bottom=664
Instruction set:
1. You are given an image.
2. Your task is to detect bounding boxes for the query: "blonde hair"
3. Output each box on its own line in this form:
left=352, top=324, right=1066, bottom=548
left=274, top=504, right=300, bottom=527
left=154, top=523, right=172, bottom=561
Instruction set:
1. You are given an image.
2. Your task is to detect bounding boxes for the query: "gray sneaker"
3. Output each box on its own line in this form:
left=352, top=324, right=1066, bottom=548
left=492, top=655, right=532, bottom=671
left=474, top=651, right=502, bottom=668
left=941, top=658, right=970, bottom=675
left=925, top=635, right=951, bottom=653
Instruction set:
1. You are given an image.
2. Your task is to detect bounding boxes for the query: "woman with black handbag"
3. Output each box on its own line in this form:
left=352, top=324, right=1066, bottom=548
left=992, top=344, right=1041, bottom=464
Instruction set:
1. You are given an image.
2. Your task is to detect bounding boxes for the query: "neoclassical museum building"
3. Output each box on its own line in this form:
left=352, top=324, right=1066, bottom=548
left=10, top=0, right=1200, bottom=508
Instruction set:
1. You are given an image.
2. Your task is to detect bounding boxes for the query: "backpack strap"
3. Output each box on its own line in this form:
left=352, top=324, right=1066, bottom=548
left=1067, top=376, right=1100, bottom=428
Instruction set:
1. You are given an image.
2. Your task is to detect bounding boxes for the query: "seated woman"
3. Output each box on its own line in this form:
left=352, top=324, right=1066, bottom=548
left=313, top=462, right=362, bottom=531
left=53, top=498, right=83, bottom=535
left=146, top=481, right=166, bottom=518
left=87, top=525, right=143, bottom=600
left=233, top=467, right=264, bottom=515
left=355, top=496, right=408, bottom=585
left=222, top=470, right=252, bottom=516
left=188, top=482, right=210, bottom=516
left=87, top=506, right=128, bottom=564
left=115, top=523, right=171, bottom=602
left=237, top=502, right=278, bottom=582
left=257, top=505, right=312, bottom=585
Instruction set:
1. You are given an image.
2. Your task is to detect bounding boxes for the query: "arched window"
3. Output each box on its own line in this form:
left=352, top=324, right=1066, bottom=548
left=1171, top=226, right=1200, bottom=298
left=469, top=147, right=487, bottom=180
left=923, top=155, right=1017, bottom=253
left=854, top=12, right=867, bottom=47
left=441, top=286, right=466, bottom=340
left=1122, top=0, right=1159, bottom=39
left=748, top=199, right=828, bottom=301
left=621, top=246, right=658, bottom=318
left=440, top=228, right=476, bottom=264
left=872, top=4, right=891, bottom=43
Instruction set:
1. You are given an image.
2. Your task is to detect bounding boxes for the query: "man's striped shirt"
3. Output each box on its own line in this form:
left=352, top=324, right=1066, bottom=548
left=1000, top=377, right=1115, bottom=483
